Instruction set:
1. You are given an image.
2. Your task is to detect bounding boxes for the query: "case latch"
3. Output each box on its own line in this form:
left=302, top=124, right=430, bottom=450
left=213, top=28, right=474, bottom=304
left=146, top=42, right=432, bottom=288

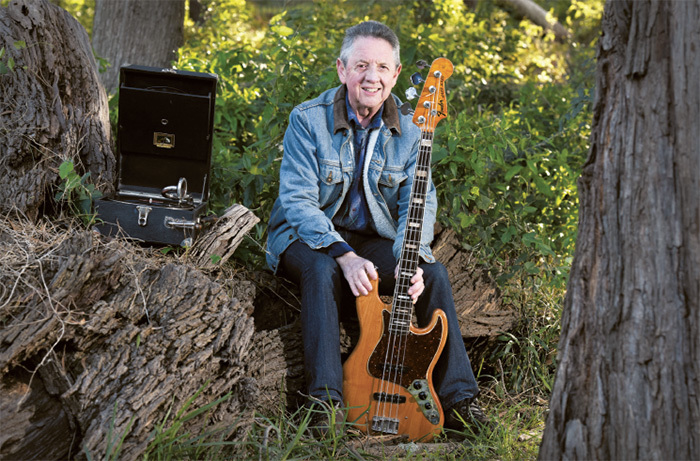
left=164, top=216, right=198, bottom=230
left=136, top=205, right=152, bottom=226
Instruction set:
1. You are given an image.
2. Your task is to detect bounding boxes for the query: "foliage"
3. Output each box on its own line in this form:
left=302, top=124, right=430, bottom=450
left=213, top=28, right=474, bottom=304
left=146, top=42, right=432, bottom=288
left=173, top=0, right=599, bottom=282
left=55, top=160, right=103, bottom=226
left=169, top=0, right=601, bottom=401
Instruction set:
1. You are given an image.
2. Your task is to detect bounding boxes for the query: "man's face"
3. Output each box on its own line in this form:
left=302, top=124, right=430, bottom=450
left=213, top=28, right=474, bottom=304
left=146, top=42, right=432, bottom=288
left=337, top=36, right=401, bottom=125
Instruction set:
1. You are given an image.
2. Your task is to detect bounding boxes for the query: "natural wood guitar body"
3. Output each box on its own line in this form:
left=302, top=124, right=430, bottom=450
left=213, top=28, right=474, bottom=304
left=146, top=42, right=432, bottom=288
left=342, top=278, right=448, bottom=441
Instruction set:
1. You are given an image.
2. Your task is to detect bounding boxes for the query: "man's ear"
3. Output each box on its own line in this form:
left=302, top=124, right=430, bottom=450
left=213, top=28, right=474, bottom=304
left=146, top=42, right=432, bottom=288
left=337, top=58, right=347, bottom=84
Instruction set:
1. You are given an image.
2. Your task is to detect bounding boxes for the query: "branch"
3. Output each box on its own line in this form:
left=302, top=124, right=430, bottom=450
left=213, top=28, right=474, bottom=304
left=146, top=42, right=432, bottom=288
left=498, top=0, right=571, bottom=42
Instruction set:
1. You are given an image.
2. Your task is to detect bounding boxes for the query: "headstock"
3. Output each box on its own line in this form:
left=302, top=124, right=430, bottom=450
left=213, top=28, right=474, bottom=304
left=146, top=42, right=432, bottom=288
left=410, top=58, right=453, bottom=133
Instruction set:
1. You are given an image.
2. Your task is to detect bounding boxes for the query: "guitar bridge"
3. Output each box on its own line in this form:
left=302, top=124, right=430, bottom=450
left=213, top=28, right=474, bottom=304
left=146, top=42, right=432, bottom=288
left=372, top=416, right=399, bottom=434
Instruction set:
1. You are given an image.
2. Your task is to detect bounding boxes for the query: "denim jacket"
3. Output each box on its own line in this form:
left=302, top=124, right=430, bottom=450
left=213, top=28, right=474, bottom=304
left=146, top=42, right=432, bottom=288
left=265, top=85, right=438, bottom=273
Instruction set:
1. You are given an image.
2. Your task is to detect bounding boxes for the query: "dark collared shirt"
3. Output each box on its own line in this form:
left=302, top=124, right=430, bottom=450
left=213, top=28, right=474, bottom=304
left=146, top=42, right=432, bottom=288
left=326, top=96, right=384, bottom=258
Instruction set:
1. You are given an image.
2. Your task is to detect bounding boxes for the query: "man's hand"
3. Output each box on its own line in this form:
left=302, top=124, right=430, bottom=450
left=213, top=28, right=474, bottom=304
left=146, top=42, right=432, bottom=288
left=395, top=265, right=424, bottom=303
left=336, top=252, right=378, bottom=297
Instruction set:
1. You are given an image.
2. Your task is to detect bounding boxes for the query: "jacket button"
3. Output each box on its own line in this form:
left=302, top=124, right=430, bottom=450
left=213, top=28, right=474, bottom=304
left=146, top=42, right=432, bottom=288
left=289, top=234, right=294, bottom=240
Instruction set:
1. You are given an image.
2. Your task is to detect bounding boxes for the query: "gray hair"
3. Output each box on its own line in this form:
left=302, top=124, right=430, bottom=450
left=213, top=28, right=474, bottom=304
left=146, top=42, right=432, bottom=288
left=339, top=20, right=401, bottom=68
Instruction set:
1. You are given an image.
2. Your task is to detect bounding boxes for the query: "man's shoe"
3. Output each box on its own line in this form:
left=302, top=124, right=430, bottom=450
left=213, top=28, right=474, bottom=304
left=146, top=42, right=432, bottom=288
left=306, top=399, right=344, bottom=439
left=443, top=397, right=493, bottom=434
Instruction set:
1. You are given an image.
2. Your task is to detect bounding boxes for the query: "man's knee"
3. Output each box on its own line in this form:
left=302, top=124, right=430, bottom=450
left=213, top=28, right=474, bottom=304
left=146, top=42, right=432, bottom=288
left=422, top=261, right=450, bottom=286
left=302, top=253, right=342, bottom=284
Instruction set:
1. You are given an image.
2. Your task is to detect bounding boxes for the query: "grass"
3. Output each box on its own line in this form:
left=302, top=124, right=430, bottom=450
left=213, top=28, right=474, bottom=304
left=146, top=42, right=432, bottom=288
left=93, top=270, right=561, bottom=460
left=122, top=376, right=547, bottom=460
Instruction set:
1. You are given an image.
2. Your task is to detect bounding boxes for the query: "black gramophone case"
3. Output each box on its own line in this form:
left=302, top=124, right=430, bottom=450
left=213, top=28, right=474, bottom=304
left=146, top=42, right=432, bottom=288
left=96, top=65, right=218, bottom=246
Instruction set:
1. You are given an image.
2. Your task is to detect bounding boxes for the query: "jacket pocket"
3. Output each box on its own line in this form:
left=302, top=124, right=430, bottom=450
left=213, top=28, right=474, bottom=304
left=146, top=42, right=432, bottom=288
left=377, top=170, right=407, bottom=220
left=319, top=162, right=343, bottom=207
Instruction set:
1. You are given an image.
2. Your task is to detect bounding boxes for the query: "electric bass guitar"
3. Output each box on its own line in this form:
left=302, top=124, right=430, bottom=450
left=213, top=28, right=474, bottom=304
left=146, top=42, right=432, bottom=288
left=342, top=57, right=454, bottom=441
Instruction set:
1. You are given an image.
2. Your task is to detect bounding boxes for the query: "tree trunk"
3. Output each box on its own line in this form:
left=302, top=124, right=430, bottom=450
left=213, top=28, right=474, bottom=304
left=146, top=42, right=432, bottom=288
left=539, top=1, right=700, bottom=459
left=92, top=0, right=185, bottom=93
left=0, top=0, right=115, bottom=221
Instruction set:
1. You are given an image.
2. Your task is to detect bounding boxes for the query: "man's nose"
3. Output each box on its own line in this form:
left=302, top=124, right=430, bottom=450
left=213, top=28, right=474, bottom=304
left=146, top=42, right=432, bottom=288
left=365, top=65, right=380, bottom=81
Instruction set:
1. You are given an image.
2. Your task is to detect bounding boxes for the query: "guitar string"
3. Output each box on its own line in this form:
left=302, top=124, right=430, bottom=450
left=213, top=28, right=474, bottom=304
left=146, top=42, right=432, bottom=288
left=392, top=91, right=437, bottom=426
left=375, top=72, right=442, bottom=431
left=386, top=75, right=440, bottom=429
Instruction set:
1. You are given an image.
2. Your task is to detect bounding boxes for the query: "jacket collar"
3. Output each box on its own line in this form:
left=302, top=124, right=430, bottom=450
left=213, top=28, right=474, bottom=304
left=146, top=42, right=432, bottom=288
left=333, top=85, right=402, bottom=136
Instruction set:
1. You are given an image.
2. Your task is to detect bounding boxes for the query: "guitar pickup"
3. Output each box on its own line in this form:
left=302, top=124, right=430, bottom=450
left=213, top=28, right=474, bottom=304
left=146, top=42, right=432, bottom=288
left=373, top=392, right=406, bottom=404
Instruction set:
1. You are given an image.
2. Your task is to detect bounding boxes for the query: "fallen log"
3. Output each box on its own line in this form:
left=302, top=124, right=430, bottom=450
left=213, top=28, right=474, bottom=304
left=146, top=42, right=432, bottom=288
left=0, top=216, right=258, bottom=459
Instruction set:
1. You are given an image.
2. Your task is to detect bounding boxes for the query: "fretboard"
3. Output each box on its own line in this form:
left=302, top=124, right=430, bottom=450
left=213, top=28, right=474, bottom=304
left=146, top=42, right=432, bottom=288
left=389, top=130, right=434, bottom=334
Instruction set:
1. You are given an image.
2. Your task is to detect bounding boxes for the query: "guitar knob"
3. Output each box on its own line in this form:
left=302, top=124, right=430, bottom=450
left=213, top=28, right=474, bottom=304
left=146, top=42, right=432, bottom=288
left=419, top=391, right=427, bottom=400
left=424, top=402, right=433, bottom=410
left=413, top=381, right=422, bottom=390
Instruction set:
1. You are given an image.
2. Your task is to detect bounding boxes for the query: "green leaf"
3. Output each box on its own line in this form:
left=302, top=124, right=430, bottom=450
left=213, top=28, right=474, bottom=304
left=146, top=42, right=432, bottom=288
left=272, top=24, right=294, bottom=37
left=476, top=194, right=491, bottom=211
left=534, top=176, right=554, bottom=197
left=505, top=165, right=522, bottom=181
left=59, top=161, right=74, bottom=179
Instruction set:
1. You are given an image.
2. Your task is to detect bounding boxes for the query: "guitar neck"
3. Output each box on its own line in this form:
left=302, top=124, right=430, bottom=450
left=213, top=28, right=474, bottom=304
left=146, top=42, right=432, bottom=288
left=388, top=56, right=452, bottom=335
left=391, top=130, right=434, bottom=333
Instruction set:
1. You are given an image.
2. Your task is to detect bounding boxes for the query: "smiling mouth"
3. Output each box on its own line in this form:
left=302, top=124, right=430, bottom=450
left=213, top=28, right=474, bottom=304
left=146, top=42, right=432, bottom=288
left=363, top=87, right=381, bottom=93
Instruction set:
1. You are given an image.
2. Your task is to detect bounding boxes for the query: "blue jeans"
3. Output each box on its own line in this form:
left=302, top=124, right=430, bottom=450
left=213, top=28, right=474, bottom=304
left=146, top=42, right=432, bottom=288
left=280, top=231, right=480, bottom=409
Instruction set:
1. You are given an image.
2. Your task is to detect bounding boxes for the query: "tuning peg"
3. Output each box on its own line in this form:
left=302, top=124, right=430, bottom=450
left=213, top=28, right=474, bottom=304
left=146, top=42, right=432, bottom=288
left=399, top=101, right=414, bottom=116
left=410, top=72, right=424, bottom=86
left=405, top=86, right=418, bottom=101
left=416, top=60, right=429, bottom=69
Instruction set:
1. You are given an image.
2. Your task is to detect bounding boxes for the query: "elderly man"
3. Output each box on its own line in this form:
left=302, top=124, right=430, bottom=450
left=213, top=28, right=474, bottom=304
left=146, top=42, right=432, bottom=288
left=266, top=20, right=489, bottom=437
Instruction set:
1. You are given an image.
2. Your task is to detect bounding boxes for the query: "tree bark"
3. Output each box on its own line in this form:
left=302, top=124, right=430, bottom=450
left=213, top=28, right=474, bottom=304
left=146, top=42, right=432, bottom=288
left=0, top=218, right=258, bottom=460
left=0, top=0, right=115, bottom=221
left=539, top=1, right=700, bottom=459
left=92, top=0, right=185, bottom=94
left=188, top=203, right=260, bottom=269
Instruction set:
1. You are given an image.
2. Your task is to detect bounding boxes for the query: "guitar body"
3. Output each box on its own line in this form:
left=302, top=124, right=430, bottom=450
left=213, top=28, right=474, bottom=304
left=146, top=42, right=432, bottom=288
left=343, top=278, right=448, bottom=441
